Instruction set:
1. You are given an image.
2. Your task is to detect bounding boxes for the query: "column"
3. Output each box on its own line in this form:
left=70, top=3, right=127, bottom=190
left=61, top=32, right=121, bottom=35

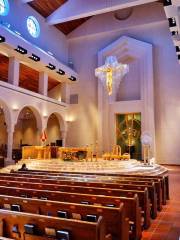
left=61, top=83, right=70, bottom=104
left=39, top=72, right=48, bottom=96
left=61, top=130, right=67, bottom=147
left=6, top=127, right=14, bottom=166
left=8, top=57, right=20, bottom=86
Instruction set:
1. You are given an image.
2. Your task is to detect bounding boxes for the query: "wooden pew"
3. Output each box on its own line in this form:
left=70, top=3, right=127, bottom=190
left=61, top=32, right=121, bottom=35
left=0, top=194, right=129, bottom=240
left=45, top=171, right=169, bottom=203
left=0, top=179, right=151, bottom=228
left=17, top=170, right=169, bottom=202
left=0, top=185, right=141, bottom=239
left=0, top=209, right=106, bottom=240
left=0, top=175, right=157, bottom=219
left=0, top=173, right=160, bottom=214
left=2, top=172, right=163, bottom=209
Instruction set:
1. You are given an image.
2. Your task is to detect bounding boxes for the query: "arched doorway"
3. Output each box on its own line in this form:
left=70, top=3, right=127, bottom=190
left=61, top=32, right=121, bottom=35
left=13, top=107, right=40, bottom=158
left=46, top=113, right=61, bottom=146
left=0, top=105, right=8, bottom=162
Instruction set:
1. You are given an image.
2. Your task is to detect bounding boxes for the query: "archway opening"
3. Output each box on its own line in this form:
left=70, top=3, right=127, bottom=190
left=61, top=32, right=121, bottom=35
left=0, top=105, right=8, bottom=163
left=13, top=107, right=40, bottom=160
left=46, top=113, right=62, bottom=146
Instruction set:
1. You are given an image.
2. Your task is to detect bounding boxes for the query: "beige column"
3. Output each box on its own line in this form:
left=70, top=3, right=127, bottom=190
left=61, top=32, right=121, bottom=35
left=39, top=72, right=48, bottom=96
left=61, top=83, right=70, bottom=104
left=61, top=130, right=67, bottom=147
left=6, top=127, right=14, bottom=166
left=8, top=57, right=20, bottom=86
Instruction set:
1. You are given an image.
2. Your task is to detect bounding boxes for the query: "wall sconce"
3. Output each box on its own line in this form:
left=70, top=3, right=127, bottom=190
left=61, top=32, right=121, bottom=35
left=66, top=120, right=71, bottom=124
left=12, top=105, right=19, bottom=111
left=66, top=116, right=75, bottom=123
left=43, top=114, right=48, bottom=118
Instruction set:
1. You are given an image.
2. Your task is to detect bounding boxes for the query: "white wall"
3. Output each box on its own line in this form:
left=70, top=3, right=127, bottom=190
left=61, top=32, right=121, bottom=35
left=117, top=61, right=141, bottom=102
left=67, top=2, right=180, bottom=164
left=0, top=0, right=68, bottom=64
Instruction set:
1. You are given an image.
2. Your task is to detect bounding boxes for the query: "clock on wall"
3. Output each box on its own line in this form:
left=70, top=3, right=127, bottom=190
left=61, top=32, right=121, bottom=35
left=0, top=0, right=9, bottom=16
left=27, top=16, right=40, bottom=38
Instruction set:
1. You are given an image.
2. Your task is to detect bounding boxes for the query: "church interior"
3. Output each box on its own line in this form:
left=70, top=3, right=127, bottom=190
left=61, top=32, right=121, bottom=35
left=0, top=0, right=180, bottom=239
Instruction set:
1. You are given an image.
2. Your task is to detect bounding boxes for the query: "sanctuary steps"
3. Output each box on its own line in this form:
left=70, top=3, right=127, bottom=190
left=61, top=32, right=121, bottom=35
left=1, top=159, right=168, bottom=176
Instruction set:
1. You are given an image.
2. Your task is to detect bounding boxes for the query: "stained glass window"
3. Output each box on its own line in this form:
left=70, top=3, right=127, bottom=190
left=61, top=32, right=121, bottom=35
left=27, top=16, right=40, bottom=38
left=0, top=0, right=9, bottom=16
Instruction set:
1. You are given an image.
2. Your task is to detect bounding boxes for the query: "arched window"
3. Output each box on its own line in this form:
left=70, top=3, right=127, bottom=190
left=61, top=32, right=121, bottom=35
left=0, top=0, right=9, bottom=16
left=27, top=16, right=40, bottom=38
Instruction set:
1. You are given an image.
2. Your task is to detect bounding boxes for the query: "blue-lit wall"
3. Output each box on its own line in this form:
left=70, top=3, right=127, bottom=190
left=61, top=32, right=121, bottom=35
left=0, top=0, right=68, bottom=64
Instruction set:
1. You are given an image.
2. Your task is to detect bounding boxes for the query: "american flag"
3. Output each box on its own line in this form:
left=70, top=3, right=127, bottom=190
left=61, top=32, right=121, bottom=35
left=41, top=130, right=47, bottom=142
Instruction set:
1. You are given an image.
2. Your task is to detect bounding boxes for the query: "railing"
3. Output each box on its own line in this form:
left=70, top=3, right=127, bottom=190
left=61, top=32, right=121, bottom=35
left=0, top=81, right=68, bottom=108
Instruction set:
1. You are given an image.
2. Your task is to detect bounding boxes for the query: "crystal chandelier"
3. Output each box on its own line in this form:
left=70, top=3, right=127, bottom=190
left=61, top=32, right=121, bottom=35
left=95, top=56, right=129, bottom=95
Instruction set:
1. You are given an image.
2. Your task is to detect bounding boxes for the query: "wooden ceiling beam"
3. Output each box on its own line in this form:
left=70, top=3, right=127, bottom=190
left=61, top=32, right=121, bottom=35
left=46, top=0, right=158, bottom=25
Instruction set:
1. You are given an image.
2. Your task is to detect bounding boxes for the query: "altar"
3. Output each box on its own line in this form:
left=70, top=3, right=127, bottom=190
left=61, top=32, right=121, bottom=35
left=22, top=146, right=92, bottom=161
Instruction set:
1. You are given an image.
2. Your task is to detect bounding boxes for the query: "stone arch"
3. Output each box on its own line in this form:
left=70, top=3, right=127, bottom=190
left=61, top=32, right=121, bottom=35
left=46, top=112, right=67, bottom=132
left=46, top=112, right=67, bottom=147
left=15, top=105, right=42, bottom=133
left=13, top=105, right=43, bottom=148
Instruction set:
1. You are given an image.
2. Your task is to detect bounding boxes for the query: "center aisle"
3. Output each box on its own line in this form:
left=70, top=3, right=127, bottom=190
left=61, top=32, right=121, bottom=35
left=142, top=165, right=180, bottom=240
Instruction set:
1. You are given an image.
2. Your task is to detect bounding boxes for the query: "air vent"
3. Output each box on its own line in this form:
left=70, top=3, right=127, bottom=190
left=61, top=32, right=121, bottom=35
left=70, top=94, right=78, bottom=104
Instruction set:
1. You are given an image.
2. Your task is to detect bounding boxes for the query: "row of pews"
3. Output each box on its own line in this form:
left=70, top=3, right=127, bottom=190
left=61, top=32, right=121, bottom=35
left=0, top=169, right=169, bottom=240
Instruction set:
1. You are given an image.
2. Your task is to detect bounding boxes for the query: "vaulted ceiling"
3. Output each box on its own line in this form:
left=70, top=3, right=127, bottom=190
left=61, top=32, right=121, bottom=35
left=28, top=0, right=90, bottom=35
left=27, top=0, right=163, bottom=35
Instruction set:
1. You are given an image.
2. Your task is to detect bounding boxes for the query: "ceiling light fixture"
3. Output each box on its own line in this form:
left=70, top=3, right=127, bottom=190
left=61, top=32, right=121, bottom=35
left=172, top=31, right=179, bottom=36
left=168, top=17, right=177, bottom=28
left=0, top=35, right=5, bottom=43
left=68, top=76, right=76, bottom=81
left=176, top=46, right=180, bottom=53
left=57, top=69, right=65, bottom=75
left=163, top=0, right=172, bottom=6
left=29, top=53, right=40, bottom=62
left=15, top=46, right=27, bottom=55
left=46, top=63, right=56, bottom=70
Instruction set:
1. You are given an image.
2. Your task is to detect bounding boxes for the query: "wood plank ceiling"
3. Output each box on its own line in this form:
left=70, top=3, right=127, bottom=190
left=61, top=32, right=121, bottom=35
left=0, top=54, right=59, bottom=93
left=28, top=0, right=90, bottom=35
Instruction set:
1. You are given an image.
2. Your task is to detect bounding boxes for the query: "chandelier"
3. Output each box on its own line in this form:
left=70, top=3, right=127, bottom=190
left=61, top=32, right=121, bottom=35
left=95, top=56, right=129, bottom=95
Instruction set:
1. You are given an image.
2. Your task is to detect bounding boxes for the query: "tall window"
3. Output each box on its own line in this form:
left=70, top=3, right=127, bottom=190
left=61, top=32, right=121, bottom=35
left=27, top=16, right=40, bottom=38
left=0, top=0, right=9, bottom=16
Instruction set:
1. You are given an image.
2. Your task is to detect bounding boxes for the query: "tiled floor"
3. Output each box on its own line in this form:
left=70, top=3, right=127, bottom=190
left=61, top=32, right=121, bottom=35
left=142, top=165, right=180, bottom=240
